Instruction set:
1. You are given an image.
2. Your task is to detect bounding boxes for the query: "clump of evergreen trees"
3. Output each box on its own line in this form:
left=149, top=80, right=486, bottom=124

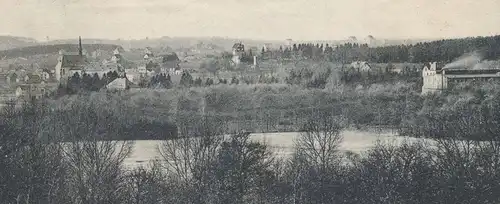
left=56, top=71, right=120, bottom=96
left=148, top=73, right=172, bottom=89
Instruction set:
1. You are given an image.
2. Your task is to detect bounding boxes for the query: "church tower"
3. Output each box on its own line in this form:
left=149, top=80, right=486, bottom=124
left=78, top=36, right=83, bottom=57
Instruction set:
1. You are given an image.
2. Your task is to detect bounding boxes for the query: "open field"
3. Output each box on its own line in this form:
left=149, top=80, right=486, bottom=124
left=124, top=129, right=433, bottom=169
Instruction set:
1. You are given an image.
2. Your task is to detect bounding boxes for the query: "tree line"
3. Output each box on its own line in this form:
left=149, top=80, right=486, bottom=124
left=261, top=35, right=500, bottom=63
left=49, top=60, right=496, bottom=142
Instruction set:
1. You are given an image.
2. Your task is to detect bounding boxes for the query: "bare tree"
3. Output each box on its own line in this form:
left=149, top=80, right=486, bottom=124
left=124, top=160, right=169, bottom=204
left=290, top=113, right=345, bottom=204
left=158, top=115, right=226, bottom=203
left=209, top=132, right=276, bottom=204
left=58, top=102, right=134, bottom=204
left=351, top=140, right=435, bottom=204
left=0, top=100, right=70, bottom=203
left=295, top=114, right=344, bottom=170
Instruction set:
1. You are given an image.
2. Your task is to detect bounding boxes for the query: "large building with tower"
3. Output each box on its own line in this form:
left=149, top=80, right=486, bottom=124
left=232, top=42, right=245, bottom=64
left=55, top=37, right=123, bottom=83
left=421, top=62, right=500, bottom=94
left=54, top=37, right=89, bottom=82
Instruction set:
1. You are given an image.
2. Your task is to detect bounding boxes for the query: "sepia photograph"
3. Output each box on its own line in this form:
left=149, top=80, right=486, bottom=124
left=1, top=0, right=500, bottom=203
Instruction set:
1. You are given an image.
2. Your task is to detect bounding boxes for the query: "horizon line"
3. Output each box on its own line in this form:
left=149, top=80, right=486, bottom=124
left=2, top=33, right=499, bottom=44
left=0, top=34, right=478, bottom=42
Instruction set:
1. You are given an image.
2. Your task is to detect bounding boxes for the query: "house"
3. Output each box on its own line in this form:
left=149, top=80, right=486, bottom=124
left=350, top=61, right=371, bottom=72
left=34, top=69, right=51, bottom=81
left=232, top=42, right=245, bottom=64
left=15, top=83, right=46, bottom=101
left=161, top=52, right=180, bottom=70
left=421, top=62, right=500, bottom=94
left=6, top=73, right=18, bottom=84
left=111, top=48, right=122, bottom=63
left=124, top=69, right=145, bottom=84
left=137, top=66, right=147, bottom=74
left=143, top=47, right=154, bottom=60
left=106, top=77, right=135, bottom=90
left=14, top=70, right=49, bottom=101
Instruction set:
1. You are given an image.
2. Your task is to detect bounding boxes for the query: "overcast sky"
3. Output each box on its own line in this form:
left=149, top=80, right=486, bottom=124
left=1, top=0, right=499, bottom=41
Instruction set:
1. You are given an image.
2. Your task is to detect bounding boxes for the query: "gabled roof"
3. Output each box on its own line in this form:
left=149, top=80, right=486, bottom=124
left=161, top=53, right=180, bottom=62
left=25, top=74, right=42, bottom=84
left=17, top=84, right=31, bottom=91
left=61, top=54, right=87, bottom=68
left=445, top=74, right=500, bottom=79
left=8, top=72, right=17, bottom=78
left=106, top=77, right=134, bottom=89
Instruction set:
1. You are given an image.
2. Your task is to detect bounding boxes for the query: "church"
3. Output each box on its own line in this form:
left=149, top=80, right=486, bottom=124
left=54, top=37, right=122, bottom=83
left=54, top=37, right=89, bottom=83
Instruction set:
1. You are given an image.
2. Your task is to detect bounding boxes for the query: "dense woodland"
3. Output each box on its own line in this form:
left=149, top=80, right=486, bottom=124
left=2, top=96, right=500, bottom=203
left=261, top=35, right=500, bottom=63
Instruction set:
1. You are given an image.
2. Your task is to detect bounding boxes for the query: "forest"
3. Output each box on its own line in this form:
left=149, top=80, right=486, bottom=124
left=2, top=95, right=500, bottom=203
left=261, top=35, right=500, bottom=63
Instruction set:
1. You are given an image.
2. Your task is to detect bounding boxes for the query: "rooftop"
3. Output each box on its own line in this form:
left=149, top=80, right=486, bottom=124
left=443, top=69, right=500, bottom=75
left=161, top=53, right=180, bottom=62
left=61, top=54, right=87, bottom=68
left=445, top=74, right=500, bottom=79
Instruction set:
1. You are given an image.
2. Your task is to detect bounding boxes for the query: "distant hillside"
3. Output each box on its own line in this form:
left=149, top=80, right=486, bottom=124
left=0, top=44, right=123, bottom=59
left=0, top=36, right=38, bottom=50
left=45, top=37, right=284, bottom=51
left=0, top=35, right=439, bottom=53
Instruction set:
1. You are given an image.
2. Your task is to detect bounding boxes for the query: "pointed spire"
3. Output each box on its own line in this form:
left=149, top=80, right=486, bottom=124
left=78, top=36, right=83, bottom=57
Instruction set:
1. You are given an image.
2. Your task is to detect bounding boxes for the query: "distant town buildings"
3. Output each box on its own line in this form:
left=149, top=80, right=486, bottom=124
left=15, top=83, right=46, bottom=101
left=263, top=43, right=272, bottom=51
left=348, top=36, right=358, bottom=44
left=136, top=47, right=184, bottom=79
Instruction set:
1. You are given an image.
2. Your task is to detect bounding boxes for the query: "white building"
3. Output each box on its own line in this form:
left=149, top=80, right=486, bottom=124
left=350, top=61, right=371, bottom=72
left=421, top=62, right=444, bottom=94
left=421, top=62, right=500, bottom=94
left=106, top=77, right=130, bottom=90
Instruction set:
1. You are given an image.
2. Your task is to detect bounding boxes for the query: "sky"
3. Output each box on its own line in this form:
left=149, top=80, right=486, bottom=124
left=1, top=0, right=500, bottom=41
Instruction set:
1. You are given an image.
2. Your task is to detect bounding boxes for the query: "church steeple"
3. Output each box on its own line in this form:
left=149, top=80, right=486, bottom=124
left=78, top=36, right=83, bottom=57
